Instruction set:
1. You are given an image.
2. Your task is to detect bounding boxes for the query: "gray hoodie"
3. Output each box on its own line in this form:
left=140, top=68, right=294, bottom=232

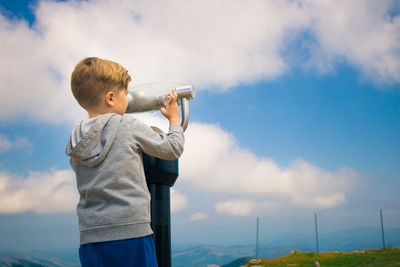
left=66, top=113, right=184, bottom=244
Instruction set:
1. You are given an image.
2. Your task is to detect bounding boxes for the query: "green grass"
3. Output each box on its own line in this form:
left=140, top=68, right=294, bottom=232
left=244, top=247, right=400, bottom=267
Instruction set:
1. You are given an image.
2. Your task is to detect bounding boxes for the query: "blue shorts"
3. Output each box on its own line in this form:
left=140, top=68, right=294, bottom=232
left=79, top=235, right=158, bottom=267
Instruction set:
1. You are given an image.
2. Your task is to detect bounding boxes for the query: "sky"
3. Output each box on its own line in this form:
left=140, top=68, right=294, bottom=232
left=0, top=0, right=399, bottom=252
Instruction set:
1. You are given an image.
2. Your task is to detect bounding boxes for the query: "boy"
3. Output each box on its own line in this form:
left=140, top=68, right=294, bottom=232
left=66, top=57, right=184, bottom=267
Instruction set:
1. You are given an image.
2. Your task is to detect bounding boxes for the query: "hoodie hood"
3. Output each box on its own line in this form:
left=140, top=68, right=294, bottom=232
left=66, top=113, right=122, bottom=167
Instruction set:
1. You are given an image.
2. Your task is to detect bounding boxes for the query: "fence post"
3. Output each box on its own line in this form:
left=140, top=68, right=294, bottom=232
left=380, top=209, right=386, bottom=249
left=314, top=213, right=319, bottom=253
left=255, top=217, right=259, bottom=259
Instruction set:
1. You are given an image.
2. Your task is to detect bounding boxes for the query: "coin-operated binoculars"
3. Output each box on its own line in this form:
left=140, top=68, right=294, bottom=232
left=125, top=82, right=195, bottom=267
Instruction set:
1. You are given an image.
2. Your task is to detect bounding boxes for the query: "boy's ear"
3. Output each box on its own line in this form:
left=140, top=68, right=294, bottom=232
left=105, top=91, right=115, bottom=106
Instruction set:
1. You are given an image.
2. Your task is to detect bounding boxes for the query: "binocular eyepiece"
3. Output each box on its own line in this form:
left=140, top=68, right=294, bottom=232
left=125, top=82, right=195, bottom=131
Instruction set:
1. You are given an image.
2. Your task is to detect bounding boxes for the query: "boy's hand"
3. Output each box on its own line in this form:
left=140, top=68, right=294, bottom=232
left=160, top=89, right=180, bottom=125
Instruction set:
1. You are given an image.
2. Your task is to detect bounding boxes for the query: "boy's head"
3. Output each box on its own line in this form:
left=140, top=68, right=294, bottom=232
left=71, top=57, right=131, bottom=112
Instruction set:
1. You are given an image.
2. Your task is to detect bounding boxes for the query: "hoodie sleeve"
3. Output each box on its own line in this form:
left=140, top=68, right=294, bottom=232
left=128, top=116, right=185, bottom=160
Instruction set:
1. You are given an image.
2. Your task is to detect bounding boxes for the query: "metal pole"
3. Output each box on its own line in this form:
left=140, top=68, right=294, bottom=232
left=380, top=209, right=386, bottom=249
left=255, top=217, right=259, bottom=259
left=143, top=153, right=179, bottom=267
left=149, top=184, right=171, bottom=267
left=314, top=213, right=319, bottom=253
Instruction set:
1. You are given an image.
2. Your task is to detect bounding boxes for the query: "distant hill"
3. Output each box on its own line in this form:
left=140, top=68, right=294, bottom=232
left=221, top=256, right=252, bottom=267
left=0, top=256, right=67, bottom=267
left=172, top=244, right=254, bottom=267
left=0, top=250, right=80, bottom=267
left=318, top=227, right=400, bottom=251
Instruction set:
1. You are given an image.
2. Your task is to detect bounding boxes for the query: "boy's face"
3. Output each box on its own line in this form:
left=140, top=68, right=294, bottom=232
left=113, top=88, right=128, bottom=115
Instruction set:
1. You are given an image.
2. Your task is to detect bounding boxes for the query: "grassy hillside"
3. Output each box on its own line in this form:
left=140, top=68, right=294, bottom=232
left=244, top=247, right=400, bottom=267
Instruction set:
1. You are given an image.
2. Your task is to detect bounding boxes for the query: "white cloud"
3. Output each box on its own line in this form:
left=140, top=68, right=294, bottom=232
left=304, top=0, right=400, bottom=83
left=215, top=200, right=255, bottom=216
left=179, top=122, right=360, bottom=213
left=189, top=212, right=208, bottom=221
left=0, top=169, right=78, bottom=214
left=0, top=0, right=398, bottom=123
left=0, top=133, right=32, bottom=153
left=171, top=188, right=188, bottom=213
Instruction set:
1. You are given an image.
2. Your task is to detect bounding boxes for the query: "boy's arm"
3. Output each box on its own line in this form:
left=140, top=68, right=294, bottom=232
left=129, top=90, right=184, bottom=160
left=131, top=119, right=184, bottom=160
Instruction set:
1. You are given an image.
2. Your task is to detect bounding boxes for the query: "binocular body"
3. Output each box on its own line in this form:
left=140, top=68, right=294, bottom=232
left=125, top=82, right=195, bottom=131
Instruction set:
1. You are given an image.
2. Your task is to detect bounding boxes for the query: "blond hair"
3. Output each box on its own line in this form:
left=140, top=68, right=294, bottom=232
left=71, top=57, right=131, bottom=110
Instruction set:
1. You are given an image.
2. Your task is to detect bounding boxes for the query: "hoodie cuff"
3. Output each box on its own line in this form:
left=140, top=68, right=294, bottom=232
left=169, top=123, right=183, bottom=133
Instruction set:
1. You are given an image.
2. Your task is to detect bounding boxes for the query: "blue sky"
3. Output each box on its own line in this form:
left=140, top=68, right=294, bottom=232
left=0, top=0, right=399, bottom=251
